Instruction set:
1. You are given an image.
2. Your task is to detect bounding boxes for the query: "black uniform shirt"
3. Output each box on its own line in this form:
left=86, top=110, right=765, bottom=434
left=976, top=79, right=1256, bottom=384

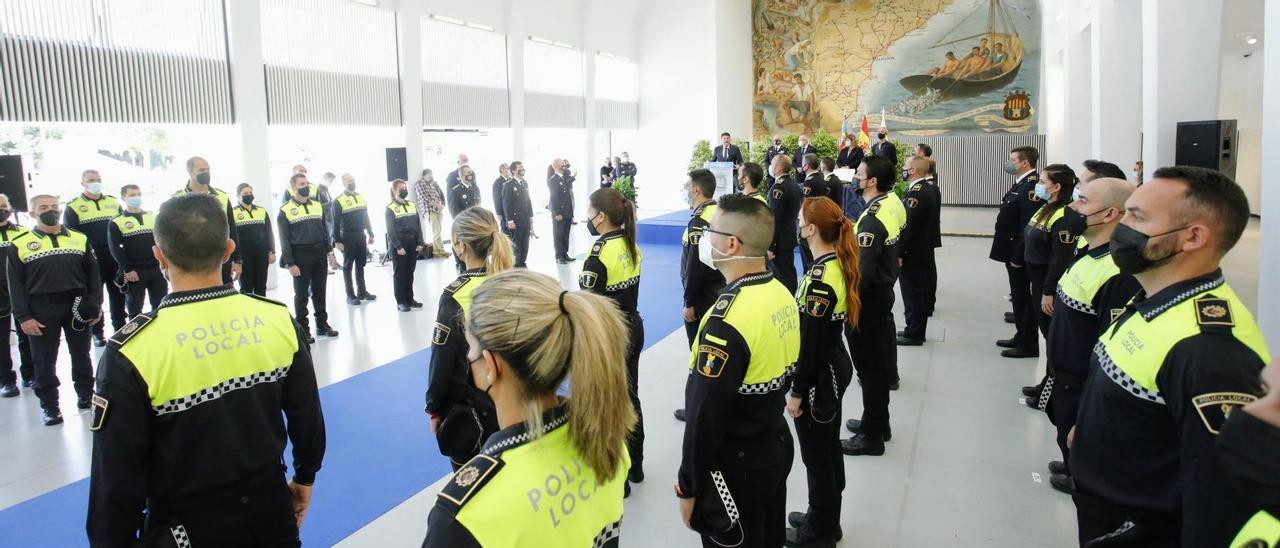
left=448, top=181, right=481, bottom=217
left=768, top=174, right=802, bottom=253
left=1046, top=243, right=1140, bottom=377
left=502, top=179, right=533, bottom=224
left=491, top=177, right=509, bottom=220
left=680, top=200, right=724, bottom=309
left=425, top=269, right=487, bottom=416
left=791, top=254, right=853, bottom=419
left=0, top=223, right=31, bottom=317
left=276, top=198, right=330, bottom=267
left=63, top=193, right=120, bottom=250
left=233, top=205, right=275, bottom=254
left=548, top=173, right=574, bottom=218
left=899, top=179, right=939, bottom=264
left=6, top=227, right=103, bottom=323
left=800, top=171, right=827, bottom=200
left=824, top=174, right=844, bottom=208
left=990, top=171, right=1040, bottom=263
left=107, top=211, right=158, bottom=271
left=855, top=193, right=903, bottom=290
left=330, top=191, right=373, bottom=242
left=1023, top=206, right=1077, bottom=294
left=386, top=200, right=423, bottom=251
left=578, top=230, right=641, bottom=313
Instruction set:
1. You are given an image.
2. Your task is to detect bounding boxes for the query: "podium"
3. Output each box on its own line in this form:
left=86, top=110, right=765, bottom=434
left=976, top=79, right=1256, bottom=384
left=703, top=161, right=735, bottom=200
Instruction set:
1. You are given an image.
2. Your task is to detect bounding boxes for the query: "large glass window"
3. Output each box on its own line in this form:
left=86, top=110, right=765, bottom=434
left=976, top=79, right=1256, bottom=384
left=421, top=18, right=508, bottom=89
left=523, top=40, right=584, bottom=97
left=261, top=0, right=398, bottom=78
left=0, top=0, right=226, bottom=58
left=594, top=54, right=638, bottom=102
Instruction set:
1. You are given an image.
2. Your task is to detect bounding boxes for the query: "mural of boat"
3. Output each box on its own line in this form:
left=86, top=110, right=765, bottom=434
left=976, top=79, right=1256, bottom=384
left=899, top=0, right=1024, bottom=100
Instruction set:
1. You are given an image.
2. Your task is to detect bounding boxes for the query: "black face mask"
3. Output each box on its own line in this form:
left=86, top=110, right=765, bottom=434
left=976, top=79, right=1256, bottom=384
left=1217, top=410, right=1280, bottom=515
left=242, top=194, right=255, bottom=205
left=398, top=188, right=409, bottom=199
left=586, top=213, right=602, bottom=236
left=1063, top=206, right=1111, bottom=237
left=878, top=133, right=886, bottom=140
left=196, top=172, right=211, bottom=186
left=38, top=210, right=60, bottom=226
left=0, top=210, right=10, bottom=223
left=297, top=186, right=311, bottom=198
left=734, top=179, right=745, bottom=192
left=345, top=183, right=356, bottom=193
left=1110, top=223, right=1188, bottom=275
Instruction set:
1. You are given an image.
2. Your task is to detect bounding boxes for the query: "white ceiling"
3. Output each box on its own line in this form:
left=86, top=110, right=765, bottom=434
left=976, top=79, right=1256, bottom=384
left=1220, top=0, right=1264, bottom=56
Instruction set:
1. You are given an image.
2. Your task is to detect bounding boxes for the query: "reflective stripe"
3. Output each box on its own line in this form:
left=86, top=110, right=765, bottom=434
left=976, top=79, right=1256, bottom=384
left=155, top=365, right=291, bottom=415
left=67, top=195, right=121, bottom=223
left=1057, top=250, right=1120, bottom=314
left=14, top=230, right=90, bottom=263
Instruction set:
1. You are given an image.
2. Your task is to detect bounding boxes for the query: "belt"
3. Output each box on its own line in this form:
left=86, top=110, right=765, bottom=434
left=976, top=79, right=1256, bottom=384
left=291, top=243, right=328, bottom=252
left=30, top=290, right=85, bottom=303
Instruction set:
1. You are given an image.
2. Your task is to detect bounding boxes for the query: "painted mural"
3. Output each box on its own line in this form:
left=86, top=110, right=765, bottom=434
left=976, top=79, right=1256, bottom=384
left=752, top=0, right=1041, bottom=137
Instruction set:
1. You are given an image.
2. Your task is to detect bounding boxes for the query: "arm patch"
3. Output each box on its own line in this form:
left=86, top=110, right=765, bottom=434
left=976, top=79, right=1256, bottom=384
left=695, top=345, right=730, bottom=378
left=432, top=322, right=451, bottom=346
left=89, top=395, right=109, bottom=431
left=857, top=232, right=876, bottom=248
left=444, top=277, right=469, bottom=294
left=1057, top=231, right=1077, bottom=245
left=907, top=197, right=919, bottom=208
left=579, top=270, right=599, bottom=289
left=1191, top=392, right=1256, bottom=434
left=804, top=296, right=831, bottom=317
left=437, top=454, right=504, bottom=511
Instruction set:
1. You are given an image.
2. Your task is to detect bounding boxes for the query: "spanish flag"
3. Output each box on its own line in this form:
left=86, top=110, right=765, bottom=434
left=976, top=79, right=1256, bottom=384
left=856, top=112, right=871, bottom=150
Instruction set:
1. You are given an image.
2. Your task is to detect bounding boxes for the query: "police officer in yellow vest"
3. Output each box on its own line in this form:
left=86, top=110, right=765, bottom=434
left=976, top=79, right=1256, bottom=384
left=8, top=194, right=104, bottom=426
left=1035, top=178, right=1141, bottom=496
left=107, top=185, right=168, bottom=317
left=387, top=179, right=427, bottom=311
left=1008, top=165, right=1078, bottom=362
left=1069, top=166, right=1272, bottom=547
left=64, top=169, right=122, bottom=345
left=423, top=271, right=634, bottom=547
left=842, top=156, right=905, bottom=456
left=0, top=194, right=35, bottom=397
left=330, top=174, right=377, bottom=306
left=86, top=193, right=326, bottom=547
left=426, top=207, right=512, bottom=467
left=233, top=183, right=275, bottom=297
left=175, top=156, right=241, bottom=285
left=278, top=173, right=339, bottom=343
left=1217, top=358, right=1280, bottom=548
left=680, top=169, right=724, bottom=348
left=677, top=194, right=799, bottom=548
left=738, top=162, right=768, bottom=206
left=580, top=188, right=646, bottom=492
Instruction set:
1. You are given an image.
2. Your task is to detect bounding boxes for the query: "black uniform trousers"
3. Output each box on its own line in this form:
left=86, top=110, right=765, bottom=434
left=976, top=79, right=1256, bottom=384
left=29, top=293, right=94, bottom=409
left=1006, top=263, right=1037, bottom=352
left=846, top=283, right=896, bottom=438
left=624, top=312, right=645, bottom=474
left=92, top=247, right=125, bottom=337
left=0, top=315, right=33, bottom=386
left=290, top=246, right=330, bottom=330
left=793, top=371, right=850, bottom=536
left=899, top=250, right=934, bottom=341
left=1072, top=488, right=1177, bottom=547
left=1026, top=262, right=1052, bottom=339
left=700, top=431, right=793, bottom=548
left=340, top=236, right=369, bottom=299
left=683, top=296, right=716, bottom=347
left=1045, top=369, right=1085, bottom=469
left=926, top=259, right=938, bottom=316
left=392, top=248, right=418, bottom=305
left=511, top=221, right=531, bottom=268
left=145, top=465, right=299, bottom=548
left=769, top=246, right=799, bottom=296
left=552, top=218, right=572, bottom=260
left=239, top=248, right=271, bottom=297
left=124, top=266, right=167, bottom=317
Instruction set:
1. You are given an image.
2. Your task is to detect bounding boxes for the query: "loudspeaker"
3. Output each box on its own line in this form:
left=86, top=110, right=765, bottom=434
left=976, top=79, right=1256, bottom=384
left=0, top=155, right=28, bottom=211
left=385, top=147, right=408, bottom=182
left=1176, top=119, right=1237, bottom=179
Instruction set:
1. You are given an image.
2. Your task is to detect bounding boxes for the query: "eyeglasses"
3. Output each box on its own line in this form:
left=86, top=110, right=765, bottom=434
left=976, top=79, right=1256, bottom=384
left=704, top=228, right=748, bottom=247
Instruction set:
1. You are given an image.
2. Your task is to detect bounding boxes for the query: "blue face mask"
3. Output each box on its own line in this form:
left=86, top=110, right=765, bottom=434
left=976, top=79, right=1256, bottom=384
left=1071, top=188, right=1082, bottom=202
left=1002, top=161, right=1018, bottom=175
left=125, top=196, right=143, bottom=209
left=1034, top=183, right=1052, bottom=201
left=86, top=182, right=103, bottom=195
left=684, top=190, right=694, bottom=208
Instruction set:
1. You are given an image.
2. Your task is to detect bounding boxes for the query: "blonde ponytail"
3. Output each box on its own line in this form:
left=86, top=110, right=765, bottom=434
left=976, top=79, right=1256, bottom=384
left=486, top=230, right=514, bottom=274
left=468, top=271, right=634, bottom=481
left=452, top=207, right=514, bottom=275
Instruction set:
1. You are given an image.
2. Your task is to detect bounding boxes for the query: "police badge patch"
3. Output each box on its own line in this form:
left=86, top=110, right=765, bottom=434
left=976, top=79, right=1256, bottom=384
left=802, top=186, right=811, bottom=196
left=1194, top=297, right=1234, bottom=327
left=289, top=207, right=299, bottom=216
left=772, top=188, right=783, bottom=200
left=1110, top=308, right=1125, bottom=324
left=579, top=271, right=598, bottom=289
left=805, top=296, right=830, bottom=317
left=438, top=454, right=504, bottom=510
left=125, top=221, right=135, bottom=230
left=907, top=197, right=919, bottom=208
left=857, top=232, right=875, bottom=247
left=79, top=205, right=89, bottom=212
left=26, top=241, right=40, bottom=251
left=696, top=345, right=730, bottom=378
left=444, top=278, right=468, bottom=293
left=432, top=322, right=450, bottom=345
left=90, top=395, right=109, bottom=431
left=1192, top=392, right=1256, bottom=434
left=590, top=243, right=603, bottom=256
left=709, top=294, right=736, bottom=318
left=688, top=230, right=703, bottom=246
left=1029, top=190, right=1041, bottom=202
left=1057, top=231, right=1076, bottom=245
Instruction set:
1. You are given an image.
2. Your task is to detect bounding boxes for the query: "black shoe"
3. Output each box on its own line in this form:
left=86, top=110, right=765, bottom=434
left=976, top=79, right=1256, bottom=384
left=844, top=419, right=892, bottom=441
left=410, top=301, right=424, bottom=308
left=567, top=257, right=577, bottom=262
left=42, top=409, right=63, bottom=426
left=785, top=526, right=836, bottom=548
left=316, top=325, right=339, bottom=338
left=302, top=330, right=316, bottom=344
left=77, top=397, right=91, bottom=410
left=1021, top=384, right=1043, bottom=398
left=92, top=334, right=107, bottom=348
left=0, top=384, right=17, bottom=398
left=996, top=338, right=1019, bottom=349
left=1049, top=472, right=1076, bottom=494
left=1048, top=461, right=1068, bottom=475
left=556, top=258, right=569, bottom=264
left=889, top=378, right=900, bottom=391
left=896, top=336, right=924, bottom=346
left=673, top=408, right=687, bottom=422
left=21, top=379, right=33, bottom=388
left=841, top=433, right=885, bottom=456
left=346, top=297, right=362, bottom=306
left=1001, top=347, right=1039, bottom=358
left=628, top=466, right=644, bottom=484
left=623, top=481, right=631, bottom=498
left=1004, top=311, right=1015, bottom=324
left=397, top=304, right=411, bottom=312
left=896, top=330, right=905, bottom=337
left=358, top=292, right=377, bottom=301
left=787, top=513, right=844, bottom=542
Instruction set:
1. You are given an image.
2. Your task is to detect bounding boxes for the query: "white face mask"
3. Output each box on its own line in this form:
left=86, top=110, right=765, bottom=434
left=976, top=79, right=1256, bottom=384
left=698, top=232, right=764, bottom=270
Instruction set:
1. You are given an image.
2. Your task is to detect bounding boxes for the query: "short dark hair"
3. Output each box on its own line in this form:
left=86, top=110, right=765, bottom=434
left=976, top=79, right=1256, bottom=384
left=1152, top=166, right=1251, bottom=255
left=741, top=163, right=763, bottom=188
left=236, top=183, right=253, bottom=194
left=803, top=153, right=820, bottom=171
left=715, top=193, right=773, bottom=254
left=1011, top=146, right=1039, bottom=168
left=1082, top=159, right=1126, bottom=181
left=154, top=194, right=228, bottom=273
left=290, top=173, right=308, bottom=186
left=820, top=157, right=835, bottom=172
left=120, top=184, right=140, bottom=196
left=861, top=156, right=896, bottom=192
left=509, top=161, right=523, bottom=171
left=720, top=132, right=731, bottom=138
left=688, top=168, right=717, bottom=198
left=916, top=143, right=933, bottom=157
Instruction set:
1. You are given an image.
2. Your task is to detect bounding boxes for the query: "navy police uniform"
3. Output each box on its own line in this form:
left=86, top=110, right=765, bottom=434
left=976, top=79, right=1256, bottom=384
left=64, top=193, right=124, bottom=337
left=548, top=172, right=575, bottom=262
left=447, top=180, right=481, bottom=218
left=386, top=199, right=423, bottom=307
left=233, top=203, right=274, bottom=297
left=989, top=171, right=1041, bottom=350
left=331, top=191, right=375, bottom=301
left=502, top=177, right=534, bottom=268
left=0, top=222, right=34, bottom=388
left=277, top=197, right=333, bottom=338
left=426, top=270, right=499, bottom=469
left=847, top=193, right=905, bottom=442
left=898, top=178, right=939, bottom=342
left=680, top=200, right=724, bottom=345
left=768, top=174, right=803, bottom=294
left=107, top=211, right=167, bottom=316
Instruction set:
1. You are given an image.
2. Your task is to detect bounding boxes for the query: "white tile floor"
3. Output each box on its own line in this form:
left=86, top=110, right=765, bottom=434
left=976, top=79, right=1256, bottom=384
left=0, top=208, right=1263, bottom=547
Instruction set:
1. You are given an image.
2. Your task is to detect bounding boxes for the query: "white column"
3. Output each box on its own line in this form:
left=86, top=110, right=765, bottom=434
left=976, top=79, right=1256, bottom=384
left=1064, top=22, right=1093, bottom=168
left=505, top=4, right=526, bottom=161
left=1258, top=2, right=1280, bottom=349
left=582, top=42, right=598, bottom=216
left=224, top=0, right=273, bottom=288
left=713, top=0, right=753, bottom=141
left=1090, top=0, right=1142, bottom=168
left=1141, top=0, right=1224, bottom=170
left=397, top=1, right=425, bottom=183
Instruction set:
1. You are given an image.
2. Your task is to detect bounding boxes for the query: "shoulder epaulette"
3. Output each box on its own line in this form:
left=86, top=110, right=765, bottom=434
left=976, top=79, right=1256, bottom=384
left=243, top=292, right=289, bottom=308
left=809, top=263, right=826, bottom=280
left=910, top=183, right=923, bottom=192
left=1194, top=295, right=1234, bottom=332
left=589, top=241, right=604, bottom=257
left=868, top=203, right=881, bottom=214
left=709, top=293, right=737, bottom=319
left=445, top=276, right=471, bottom=294
left=436, top=454, right=504, bottom=512
left=109, top=312, right=156, bottom=347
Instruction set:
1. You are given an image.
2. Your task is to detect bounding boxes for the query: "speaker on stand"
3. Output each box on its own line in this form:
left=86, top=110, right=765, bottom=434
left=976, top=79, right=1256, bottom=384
left=385, top=147, right=408, bottom=183
left=0, top=155, right=29, bottom=212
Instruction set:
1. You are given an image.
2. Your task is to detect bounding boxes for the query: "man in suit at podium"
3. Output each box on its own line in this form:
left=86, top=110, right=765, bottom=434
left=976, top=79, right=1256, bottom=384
left=711, top=132, right=744, bottom=179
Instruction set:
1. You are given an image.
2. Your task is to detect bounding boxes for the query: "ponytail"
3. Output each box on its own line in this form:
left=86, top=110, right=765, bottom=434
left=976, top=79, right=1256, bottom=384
left=486, top=231, right=514, bottom=274
left=468, top=271, right=634, bottom=481
left=802, top=197, right=861, bottom=326
left=589, top=188, right=639, bottom=265
left=452, top=207, right=513, bottom=275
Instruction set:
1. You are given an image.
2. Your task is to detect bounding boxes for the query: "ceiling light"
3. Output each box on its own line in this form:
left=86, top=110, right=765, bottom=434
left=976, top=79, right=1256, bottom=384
left=352, top=0, right=378, bottom=6
left=431, top=14, right=465, bottom=26
left=465, top=22, right=495, bottom=32
left=1246, top=36, right=1259, bottom=45
left=530, top=35, right=554, bottom=45
left=553, top=41, right=574, bottom=49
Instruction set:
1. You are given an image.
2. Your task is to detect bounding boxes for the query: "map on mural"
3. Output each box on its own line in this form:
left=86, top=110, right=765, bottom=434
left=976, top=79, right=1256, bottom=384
left=753, top=0, right=1041, bottom=138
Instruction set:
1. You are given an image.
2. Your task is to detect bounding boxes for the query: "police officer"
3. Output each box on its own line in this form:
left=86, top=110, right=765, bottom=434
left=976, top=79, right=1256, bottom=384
left=768, top=155, right=803, bottom=294
left=233, top=183, right=275, bottom=297
left=821, top=157, right=843, bottom=209
left=1032, top=177, right=1140, bottom=495
left=426, top=206, right=512, bottom=465
left=278, top=173, right=338, bottom=343
left=107, top=185, right=168, bottom=317
left=842, top=156, right=905, bottom=456
left=580, top=188, right=645, bottom=492
left=548, top=159, right=576, bottom=264
left=492, top=163, right=511, bottom=235
left=331, top=174, right=377, bottom=306
left=8, top=195, right=103, bottom=426
left=1069, top=167, right=1271, bottom=546
left=502, top=161, right=535, bottom=269
left=281, top=164, right=331, bottom=208
left=990, top=147, right=1040, bottom=353
left=1216, top=358, right=1280, bottom=547
left=798, top=153, right=826, bottom=272
left=447, top=165, right=482, bottom=218
left=1009, top=164, right=1078, bottom=361
left=785, top=197, right=859, bottom=547
left=739, top=162, right=768, bottom=205
left=387, top=179, right=426, bottom=312
left=422, top=271, right=633, bottom=547
left=764, top=136, right=788, bottom=187
left=0, top=194, right=34, bottom=397
left=680, top=168, right=724, bottom=347
left=897, top=156, right=939, bottom=346
left=64, top=169, right=122, bottom=345
left=86, top=193, right=326, bottom=547
left=175, top=156, right=241, bottom=285
left=677, top=193, right=798, bottom=548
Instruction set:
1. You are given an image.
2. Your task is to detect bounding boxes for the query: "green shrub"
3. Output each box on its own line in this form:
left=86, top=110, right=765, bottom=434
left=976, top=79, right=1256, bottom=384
left=613, top=175, right=637, bottom=206
left=688, top=139, right=712, bottom=173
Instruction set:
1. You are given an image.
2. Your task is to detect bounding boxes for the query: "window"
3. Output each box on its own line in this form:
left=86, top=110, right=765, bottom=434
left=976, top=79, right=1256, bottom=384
left=523, top=40, right=584, bottom=97
left=261, top=0, right=398, bottom=78
left=421, top=18, right=508, bottom=89
left=594, top=54, right=638, bottom=102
